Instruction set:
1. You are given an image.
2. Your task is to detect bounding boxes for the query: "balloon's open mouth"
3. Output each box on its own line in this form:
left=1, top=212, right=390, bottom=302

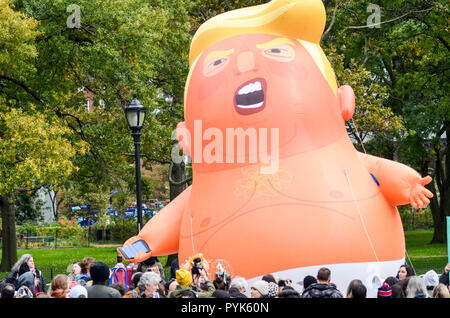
left=234, top=78, right=266, bottom=115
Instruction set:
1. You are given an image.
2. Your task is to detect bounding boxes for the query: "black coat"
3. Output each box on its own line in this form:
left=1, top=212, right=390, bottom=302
left=439, top=272, right=449, bottom=286
left=301, top=283, right=343, bottom=298
left=229, top=287, right=247, bottom=298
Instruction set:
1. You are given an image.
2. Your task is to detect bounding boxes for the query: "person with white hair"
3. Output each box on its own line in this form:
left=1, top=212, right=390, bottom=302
left=4, top=254, right=46, bottom=294
left=228, top=276, right=248, bottom=298
left=406, top=276, right=428, bottom=298
left=138, top=271, right=162, bottom=298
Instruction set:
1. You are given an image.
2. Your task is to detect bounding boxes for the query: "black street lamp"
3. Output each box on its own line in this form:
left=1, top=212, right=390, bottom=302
left=125, top=93, right=146, bottom=233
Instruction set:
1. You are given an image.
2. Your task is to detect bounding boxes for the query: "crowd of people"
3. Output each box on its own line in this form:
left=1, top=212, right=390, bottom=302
left=0, top=253, right=449, bottom=299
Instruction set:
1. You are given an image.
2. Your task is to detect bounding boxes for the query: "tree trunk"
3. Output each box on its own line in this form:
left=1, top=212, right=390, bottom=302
left=48, top=189, right=59, bottom=221
left=169, top=161, right=187, bottom=201
left=427, top=160, right=449, bottom=244
left=166, top=161, right=188, bottom=271
left=0, top=194, right=17, bottom=272
left=433, top=188, right=450, bottom=244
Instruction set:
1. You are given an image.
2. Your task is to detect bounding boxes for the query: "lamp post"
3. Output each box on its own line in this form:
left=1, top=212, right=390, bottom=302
left=125, top=93, right=147, bottom=233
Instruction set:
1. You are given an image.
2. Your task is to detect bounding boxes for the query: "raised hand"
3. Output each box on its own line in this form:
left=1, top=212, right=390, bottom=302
left=410, top=176, right=434, bottom=209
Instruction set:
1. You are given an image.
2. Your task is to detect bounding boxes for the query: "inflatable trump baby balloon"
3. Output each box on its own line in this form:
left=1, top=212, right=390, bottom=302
left=119, top=0, right=433, bottom=297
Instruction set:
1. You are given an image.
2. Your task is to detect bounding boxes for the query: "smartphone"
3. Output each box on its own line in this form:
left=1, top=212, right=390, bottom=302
left=118, top=240, right=150, bottom=260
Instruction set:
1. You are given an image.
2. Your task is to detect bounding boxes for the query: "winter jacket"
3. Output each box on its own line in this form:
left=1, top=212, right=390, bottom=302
left=86, top=283, right=122, bottom=298
left=5, top=267, right=46, bottom=293
left=229, top=287, right=247, bottom=298
left=168, top=285, right=194, bottom=298
left=17, top=272, right=35, bottom=297
left=301, top=283, right=343, bottom=298
left=4, top=270, right=22, bottom=289
left=75, top=274, right=93, bottom=287
left=439, top=272, right=449, bottom=286
left=193, top=281, right=216, bottom=298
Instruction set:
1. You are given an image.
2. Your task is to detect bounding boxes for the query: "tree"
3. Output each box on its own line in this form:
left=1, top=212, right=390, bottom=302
left=12, top=0, right=194, bottom=197
left=0, top=0, right=87, bottom=271
left=0, top=1, right=196, bottom=271
left=14, top=188, right=44, bottom=225
left=325, top=46, right=406, bottom=153
left=60, top=183, right=110, bottom=235
left=0, top=107, right=85, bottom=271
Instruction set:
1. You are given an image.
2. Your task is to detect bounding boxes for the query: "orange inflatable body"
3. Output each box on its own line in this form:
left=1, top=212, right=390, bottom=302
left=119, top=0, right=433, bottom=297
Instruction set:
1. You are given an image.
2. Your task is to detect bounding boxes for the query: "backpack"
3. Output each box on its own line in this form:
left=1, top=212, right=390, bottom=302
left=126, top=266, right=134, bottom=290
left=109, top=267, right=128, bottom=290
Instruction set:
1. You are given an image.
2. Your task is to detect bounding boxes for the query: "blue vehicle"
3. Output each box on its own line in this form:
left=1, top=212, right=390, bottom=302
left=73, top=201, right=166, bottom=226
left=72, top=205, right=96, bottom=227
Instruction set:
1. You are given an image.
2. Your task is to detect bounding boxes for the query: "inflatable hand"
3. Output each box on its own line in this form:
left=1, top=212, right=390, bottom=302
left=409, top=176, right=434, bottom=209
left=117, top=236, right=152, bottom=262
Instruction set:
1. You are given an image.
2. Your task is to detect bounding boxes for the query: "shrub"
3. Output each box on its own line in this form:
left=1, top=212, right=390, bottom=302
left=108, top=219, right=138, bottom=243
left=399, top=206, right=434, bottom=231
left=16, top=218, right=89, bottom=247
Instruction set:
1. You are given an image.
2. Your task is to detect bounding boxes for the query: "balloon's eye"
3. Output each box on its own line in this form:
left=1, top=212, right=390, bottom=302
left=203, top=56, right=230, bottom=77
left=262, top=44, right=295, bottom=62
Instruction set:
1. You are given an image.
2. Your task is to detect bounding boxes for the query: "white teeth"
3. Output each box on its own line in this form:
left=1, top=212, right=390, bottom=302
left=237, top=101, right=264, bottom=109
left=238, top=81, right=262, bottom=95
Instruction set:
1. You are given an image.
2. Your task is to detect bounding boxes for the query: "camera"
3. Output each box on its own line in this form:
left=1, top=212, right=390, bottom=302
left=191, top=257, right=204, bottom=275
left=214, top=270, right=231, bottom=289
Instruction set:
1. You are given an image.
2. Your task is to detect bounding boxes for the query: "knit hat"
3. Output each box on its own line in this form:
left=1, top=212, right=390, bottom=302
left=377, top=282, right=392, bottom=298
left=303, top=275, right=317, bottom=290
left=176, top=269, right=193, bottom=287
left=251, top=280, right=269, bottom=296
left=69, top=285, right=88, bottom=298
left=268, top=282, right=279, bottom=298
left=89, top=262, right=110, bottom=283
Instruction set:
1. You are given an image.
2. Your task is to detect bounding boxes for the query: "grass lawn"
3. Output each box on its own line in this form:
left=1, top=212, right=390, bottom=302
left=404, top=230, right=448, bottom=275
left=0, top=230, right=448, bottom=283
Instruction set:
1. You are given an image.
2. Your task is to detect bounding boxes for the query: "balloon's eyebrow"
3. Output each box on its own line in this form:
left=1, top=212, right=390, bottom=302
left=256, top=38, right=295, bottom=49
left=204, top=49, right=235, bottom=64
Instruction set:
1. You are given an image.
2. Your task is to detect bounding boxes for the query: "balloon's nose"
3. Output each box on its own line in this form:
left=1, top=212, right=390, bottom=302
left=237, top=51, right=255, bottom=73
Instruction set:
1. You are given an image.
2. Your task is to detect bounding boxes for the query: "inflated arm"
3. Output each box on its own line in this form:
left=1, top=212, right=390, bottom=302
left=358, top=152, right=433, bottom=208
left=118, top=186, right=191, bottom=262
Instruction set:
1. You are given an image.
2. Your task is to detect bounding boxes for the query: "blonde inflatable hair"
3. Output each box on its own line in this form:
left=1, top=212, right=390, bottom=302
left=189, top=0, right=338, bottom=94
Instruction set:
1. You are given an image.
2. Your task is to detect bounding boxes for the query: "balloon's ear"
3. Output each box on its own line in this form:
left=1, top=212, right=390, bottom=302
left=176, top=121, right=191, bottom=155
left=337, top=85, right=355, bottom=121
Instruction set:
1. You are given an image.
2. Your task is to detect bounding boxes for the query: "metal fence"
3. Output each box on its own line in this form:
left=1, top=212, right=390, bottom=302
left=0, top=229, right=113, bottom=250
